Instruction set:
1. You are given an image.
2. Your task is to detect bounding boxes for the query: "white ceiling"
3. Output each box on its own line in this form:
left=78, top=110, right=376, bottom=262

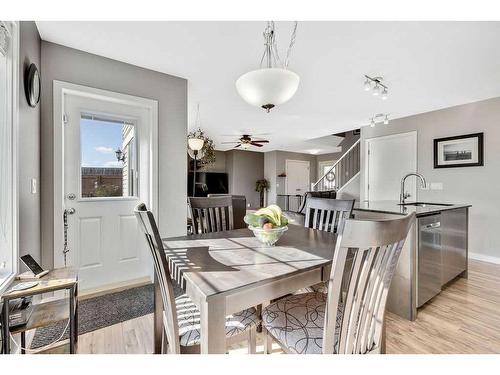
left=36, top=21, right=500, bottom=154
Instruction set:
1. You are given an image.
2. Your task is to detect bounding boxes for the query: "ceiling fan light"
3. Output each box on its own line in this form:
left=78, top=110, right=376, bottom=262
left=236, top=68, right=300, bottom=112
left=241, top=143, right=251, bottom=149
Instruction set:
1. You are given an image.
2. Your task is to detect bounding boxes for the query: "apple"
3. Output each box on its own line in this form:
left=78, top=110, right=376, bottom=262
left=263, top=223, right=274, bottom=230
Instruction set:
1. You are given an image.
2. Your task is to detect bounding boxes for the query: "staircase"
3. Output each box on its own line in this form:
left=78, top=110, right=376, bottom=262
left=312, top=138, right=360, bottom=193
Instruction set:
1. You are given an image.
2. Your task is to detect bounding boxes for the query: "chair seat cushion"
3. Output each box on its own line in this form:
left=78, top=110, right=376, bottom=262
left=175, top=294, right=259, bottom=347
left=262, top=292, right=342, bottom=354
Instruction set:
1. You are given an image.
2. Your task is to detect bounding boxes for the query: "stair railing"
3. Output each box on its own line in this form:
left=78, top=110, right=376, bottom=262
left=312, top=138, right=360, bottom=192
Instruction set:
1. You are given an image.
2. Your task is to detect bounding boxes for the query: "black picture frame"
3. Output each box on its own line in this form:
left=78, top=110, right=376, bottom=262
left=24, top=63, right=41, bottom=108
left=433, top=132, right=484, bottom=168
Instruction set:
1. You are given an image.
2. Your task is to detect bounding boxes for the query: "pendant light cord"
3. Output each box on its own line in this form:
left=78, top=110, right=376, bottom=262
left=259, top=21, right=298, bottom=70
left=284, top=21, right=298, bottom=68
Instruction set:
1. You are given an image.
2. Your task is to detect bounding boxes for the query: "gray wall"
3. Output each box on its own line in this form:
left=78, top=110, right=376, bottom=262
left=198, top=150, right=226, bottom=173
left=40, top=42, right=187, bottom=268
left=226, top=150, right=264, bottom=208
left=18, top=22, right=41, bottom=266
left=360, top=96, right=500, bottom=262
left=264, top=151, right=277, bottom=205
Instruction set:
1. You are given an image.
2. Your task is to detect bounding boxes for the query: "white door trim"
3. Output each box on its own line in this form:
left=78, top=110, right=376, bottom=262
left=285, top=159, right=311, bottom=195
left=363, top=131, right=417, bottom=202
left=53, top=81, right=158, bottom=268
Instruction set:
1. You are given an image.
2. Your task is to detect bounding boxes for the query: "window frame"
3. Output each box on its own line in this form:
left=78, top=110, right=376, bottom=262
left=0, top=21, right=19, bottom=294
left=78, top=113, right=139, bottom=201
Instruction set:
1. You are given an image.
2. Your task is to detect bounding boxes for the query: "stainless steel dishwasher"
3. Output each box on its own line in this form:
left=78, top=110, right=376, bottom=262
left=417, top=213, right=442, bottom=307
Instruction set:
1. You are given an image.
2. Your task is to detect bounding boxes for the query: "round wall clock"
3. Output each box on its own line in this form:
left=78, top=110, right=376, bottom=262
left=25, top=63, right=41, bottom=107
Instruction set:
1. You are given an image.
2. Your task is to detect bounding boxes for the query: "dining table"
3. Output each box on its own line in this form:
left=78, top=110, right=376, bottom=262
left=157, top=224, right=337, bottom=354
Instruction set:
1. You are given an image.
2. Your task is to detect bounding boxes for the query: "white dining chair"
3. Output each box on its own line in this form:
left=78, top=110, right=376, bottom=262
left=261, top=213, right=416, bottom=354
left=135, top=203, right=259, bottom=354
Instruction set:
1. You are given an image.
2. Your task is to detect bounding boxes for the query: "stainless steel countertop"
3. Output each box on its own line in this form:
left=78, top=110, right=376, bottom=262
left=354, top=200, right=471, bottom=217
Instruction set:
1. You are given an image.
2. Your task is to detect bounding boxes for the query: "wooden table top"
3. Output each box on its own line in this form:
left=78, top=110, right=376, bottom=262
left=2, top=268, right=78, bottom=300
left=162, top=225, right=336, bottom=299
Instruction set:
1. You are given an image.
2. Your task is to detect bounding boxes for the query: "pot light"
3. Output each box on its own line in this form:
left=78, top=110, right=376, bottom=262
left=236, top=21, right=300, bottom=113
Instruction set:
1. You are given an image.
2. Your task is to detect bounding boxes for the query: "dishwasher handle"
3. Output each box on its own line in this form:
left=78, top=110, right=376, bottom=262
left=425, top=222, right=441, bottom=229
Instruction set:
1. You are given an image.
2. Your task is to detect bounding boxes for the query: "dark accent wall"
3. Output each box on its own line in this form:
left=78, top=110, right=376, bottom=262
left=226, top=150, right=264, bottom=209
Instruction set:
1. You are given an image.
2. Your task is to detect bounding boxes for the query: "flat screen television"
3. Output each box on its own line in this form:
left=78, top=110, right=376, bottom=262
left=188, top=172, right=229, bottom=197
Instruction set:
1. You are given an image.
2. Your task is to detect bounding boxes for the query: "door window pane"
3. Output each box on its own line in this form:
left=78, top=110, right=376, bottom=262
left=80, top=115, right=137, bottom=198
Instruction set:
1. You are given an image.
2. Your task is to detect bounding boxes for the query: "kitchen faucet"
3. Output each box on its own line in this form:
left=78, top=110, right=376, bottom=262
left=400, top=173, right=427, bottom=204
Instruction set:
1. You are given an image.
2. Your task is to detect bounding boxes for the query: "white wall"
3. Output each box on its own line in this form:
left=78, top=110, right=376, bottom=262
left=40, top=41, right=187, bottom=268
left=360, top=96, right=500, bottom=262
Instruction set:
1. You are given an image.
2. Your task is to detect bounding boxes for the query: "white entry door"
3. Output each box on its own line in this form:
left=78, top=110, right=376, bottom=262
left=286, top=160, right=310, bottom=211
left=58, top=89, right=155, bottom=290
left=365, top=131, right=417, bottom=202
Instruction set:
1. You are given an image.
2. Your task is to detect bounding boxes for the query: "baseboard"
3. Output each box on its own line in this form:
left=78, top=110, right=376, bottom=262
left=79, top=276, right=152, bottom=300
left=469, top=252, right=500, bottom=265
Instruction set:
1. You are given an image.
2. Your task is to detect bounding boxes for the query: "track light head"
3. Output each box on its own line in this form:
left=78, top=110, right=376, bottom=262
left=370, top=118, right=376, bottom=127
left=363, top=79, right=372, bottom=91
left=381, top=88, right=388, bottom=100
left=384, top=115, right=389, bottom=125
left=372, top=84, right=381, bottom=96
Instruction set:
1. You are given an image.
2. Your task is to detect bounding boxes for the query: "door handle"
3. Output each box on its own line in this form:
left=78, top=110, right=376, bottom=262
left=65, top=208, right=76, bottom=215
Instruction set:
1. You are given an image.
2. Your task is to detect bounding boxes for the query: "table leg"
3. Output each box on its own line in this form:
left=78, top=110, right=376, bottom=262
left=381, top=314, right=387, bottom=354
left=153, top=273, right=163, bottom=354
left=69, top=286, right=75, bottom=354
left=2, top=299, right=10, bottom=354
left=21, top=332, right=26, bottom=354
left=200, top=296, right=226, bottom=354
left=74, top=284, right=78, bottom=343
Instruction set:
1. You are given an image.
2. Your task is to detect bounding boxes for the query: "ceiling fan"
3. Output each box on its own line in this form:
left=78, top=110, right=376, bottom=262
left=221, top=134, right=270, bottom=149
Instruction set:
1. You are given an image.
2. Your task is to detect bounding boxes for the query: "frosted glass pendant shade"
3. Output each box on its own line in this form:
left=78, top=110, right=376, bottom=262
left=188, top=137, right=204, bottom=151
left=236, top=68, right=300, bottom=112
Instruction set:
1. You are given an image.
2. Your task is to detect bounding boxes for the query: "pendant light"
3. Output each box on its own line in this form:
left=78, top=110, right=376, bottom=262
left=236, top=21, right=300, bottom=113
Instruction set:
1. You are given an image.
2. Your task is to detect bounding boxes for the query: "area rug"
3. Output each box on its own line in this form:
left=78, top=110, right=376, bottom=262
left=30, top=282, right=183, bottom=349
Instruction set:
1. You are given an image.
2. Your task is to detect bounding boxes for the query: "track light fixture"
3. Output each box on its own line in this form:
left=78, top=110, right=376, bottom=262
left=369, top=113, right=390, bottom=128
left=363, top=75, right=389, bottom=100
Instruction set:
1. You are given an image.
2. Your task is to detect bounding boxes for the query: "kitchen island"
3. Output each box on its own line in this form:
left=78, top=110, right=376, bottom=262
left=353, top=200, right=471, bottom=321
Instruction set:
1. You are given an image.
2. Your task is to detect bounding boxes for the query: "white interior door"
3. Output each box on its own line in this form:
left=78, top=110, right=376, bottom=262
left=365, top=131, right=417, bottom=202
left=286, top=160, right=310, bottom=211
left=61, top=93, right=152, bottom=290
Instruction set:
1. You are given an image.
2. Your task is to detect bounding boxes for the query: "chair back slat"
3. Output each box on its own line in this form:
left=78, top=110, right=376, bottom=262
left=189, top=196, right=234, bottom=234
left=134, top=203, right=181, bottom=353
left=323, top=212, right=416, bottom=354
left=304, top=198, right=355, bottom=234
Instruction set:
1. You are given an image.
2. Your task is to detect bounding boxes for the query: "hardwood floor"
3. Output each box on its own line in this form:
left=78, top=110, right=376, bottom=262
left=41, top=260, right=500, bottom=354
